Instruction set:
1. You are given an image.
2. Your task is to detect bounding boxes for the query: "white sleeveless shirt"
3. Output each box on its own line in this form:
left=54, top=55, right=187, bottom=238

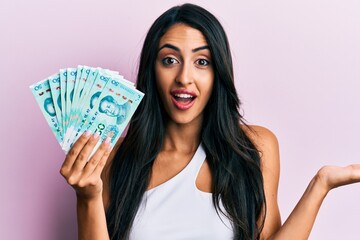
left=129, top=143, right=234, bottom=240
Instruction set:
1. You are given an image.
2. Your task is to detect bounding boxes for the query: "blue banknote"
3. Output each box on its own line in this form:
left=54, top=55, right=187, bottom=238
left=30, top=79, right=63, bottom=145
left=48, top=73, right=63, bottom=136
left=59, top=69, right=68, bottom=134
left=65, top=75, right=144, bottom=153
left=30, top=66, right=144, bottom=153
left=62, top=69, right=115, bottom=150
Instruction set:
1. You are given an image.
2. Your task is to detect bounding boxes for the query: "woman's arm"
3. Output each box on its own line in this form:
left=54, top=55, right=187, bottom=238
left=269, top=164, right=360, bottom=240
left=60, top=131, right=112, bottom=240
left=245, top=125, right=281, bottom=238
left=247, top=125, right=360, bottom=240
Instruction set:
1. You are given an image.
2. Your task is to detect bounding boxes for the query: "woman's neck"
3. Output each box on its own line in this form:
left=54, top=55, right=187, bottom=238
left=162, top=118, right=202, bottom=154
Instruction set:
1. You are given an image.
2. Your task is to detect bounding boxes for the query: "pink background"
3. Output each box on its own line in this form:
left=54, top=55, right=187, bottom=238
left=1, top=0, right=359, bottom=239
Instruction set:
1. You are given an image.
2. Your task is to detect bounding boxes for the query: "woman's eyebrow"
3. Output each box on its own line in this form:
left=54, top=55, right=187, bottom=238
left=158, top=44, right=210, bottom=53
left=158, top=44, right=180, bottom=52
left=192, top=45, right=209, bottom=52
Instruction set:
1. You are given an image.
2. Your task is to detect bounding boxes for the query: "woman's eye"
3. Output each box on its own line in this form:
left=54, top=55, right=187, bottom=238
left=162, top=57, right=178, bottom=65
left=196, top=59, right=210, bottom=66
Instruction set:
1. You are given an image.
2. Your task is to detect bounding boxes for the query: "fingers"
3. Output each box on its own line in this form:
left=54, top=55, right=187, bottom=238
left=71, top=132, right=101, bottom=173
left=60, top=130, right=92, bottom=175
left=82, top=137, right=112, bottom=178
left=86, top=147, right=111, bottom=185
left=60, top=131, right=112, bottom=183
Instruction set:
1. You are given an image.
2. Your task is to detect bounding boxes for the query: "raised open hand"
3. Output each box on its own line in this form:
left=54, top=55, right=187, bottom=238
left=316, top=164, right=360, bottom=192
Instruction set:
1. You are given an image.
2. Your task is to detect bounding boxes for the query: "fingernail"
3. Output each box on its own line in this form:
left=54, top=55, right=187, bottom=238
left=84, top=130, right=91, bottom=137
left=104, top=137, right=111, bottom=144
left=93, top=132, right=100, bottom=139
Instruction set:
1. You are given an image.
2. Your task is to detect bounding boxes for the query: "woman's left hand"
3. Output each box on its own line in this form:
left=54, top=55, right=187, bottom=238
left=316, top=164, right=360, bottom=192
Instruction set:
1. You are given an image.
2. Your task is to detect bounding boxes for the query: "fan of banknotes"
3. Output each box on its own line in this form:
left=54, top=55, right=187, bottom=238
left=30, top=66, right=144, bottom=153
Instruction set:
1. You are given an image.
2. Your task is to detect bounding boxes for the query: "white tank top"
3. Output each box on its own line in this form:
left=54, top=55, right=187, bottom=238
left=129, top=143, right=234, bottom=240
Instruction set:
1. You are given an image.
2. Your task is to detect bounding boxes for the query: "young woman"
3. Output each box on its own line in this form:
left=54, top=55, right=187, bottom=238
left=60, top=3, right=360, bottom=240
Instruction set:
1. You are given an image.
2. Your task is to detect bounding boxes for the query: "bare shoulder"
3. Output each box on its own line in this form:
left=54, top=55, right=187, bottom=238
left=241, top=125, right=279, bottom=158
left=241, top=124, right=280, bottom=174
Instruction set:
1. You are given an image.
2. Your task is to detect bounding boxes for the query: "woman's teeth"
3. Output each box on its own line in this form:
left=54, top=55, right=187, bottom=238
left=173, top=93, right=195, bottom=103
left=174, top=93, right=193, bottom=98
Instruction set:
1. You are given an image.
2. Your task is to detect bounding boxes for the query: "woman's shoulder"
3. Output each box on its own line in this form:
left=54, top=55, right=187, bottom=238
left=241, top=125, right=278, bottom=147
left=241, top=125, right=280, bottom=161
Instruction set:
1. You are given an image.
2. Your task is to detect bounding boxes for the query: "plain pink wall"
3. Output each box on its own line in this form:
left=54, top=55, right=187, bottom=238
left=1, top=0, right=359, bottom=239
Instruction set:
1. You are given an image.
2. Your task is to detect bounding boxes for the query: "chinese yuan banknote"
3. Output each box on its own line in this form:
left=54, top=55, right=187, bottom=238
left=30, top=66, right=144, bottom=154
left=30, top=78, right=64, bottom=144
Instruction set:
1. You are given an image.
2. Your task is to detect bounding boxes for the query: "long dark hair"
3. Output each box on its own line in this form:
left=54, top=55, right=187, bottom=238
left=106, top=3, right=266, bottom=240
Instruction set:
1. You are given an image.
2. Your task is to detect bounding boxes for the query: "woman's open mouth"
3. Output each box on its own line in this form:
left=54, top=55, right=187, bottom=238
left=171, top=90, right=197, bottom=110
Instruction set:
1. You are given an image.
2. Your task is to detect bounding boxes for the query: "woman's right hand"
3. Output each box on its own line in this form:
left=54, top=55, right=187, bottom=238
left=60, top=131, right=112, bottom=201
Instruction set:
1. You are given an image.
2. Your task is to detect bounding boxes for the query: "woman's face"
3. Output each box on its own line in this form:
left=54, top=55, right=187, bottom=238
left=155, top=23, right=214, bottom=126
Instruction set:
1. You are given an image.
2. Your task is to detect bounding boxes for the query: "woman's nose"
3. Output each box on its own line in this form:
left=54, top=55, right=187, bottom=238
left=175, top=63, right=194, bottom=85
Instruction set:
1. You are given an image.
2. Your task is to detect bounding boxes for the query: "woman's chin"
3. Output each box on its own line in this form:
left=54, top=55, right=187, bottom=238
left=167, top=114, right=203, bottom=127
